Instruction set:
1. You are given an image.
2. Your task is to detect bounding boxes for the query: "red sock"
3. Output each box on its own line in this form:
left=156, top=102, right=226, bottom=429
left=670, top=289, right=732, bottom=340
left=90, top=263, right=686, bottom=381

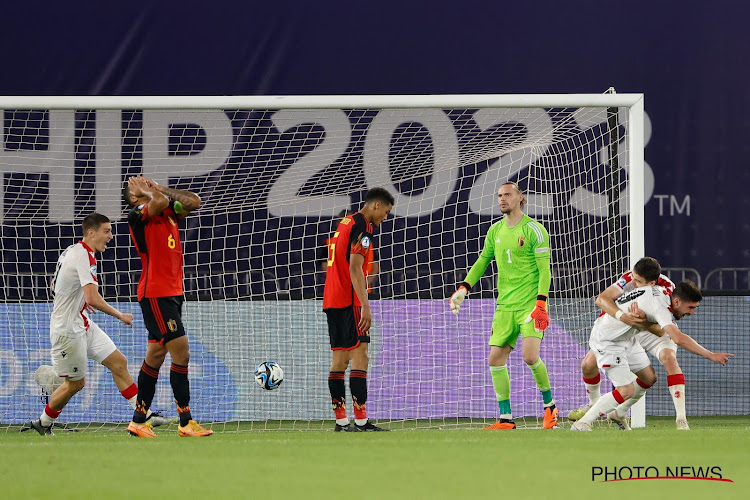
left=44, top=404, right=61, bottom=419
left=120, top=383, right=138, bottom=400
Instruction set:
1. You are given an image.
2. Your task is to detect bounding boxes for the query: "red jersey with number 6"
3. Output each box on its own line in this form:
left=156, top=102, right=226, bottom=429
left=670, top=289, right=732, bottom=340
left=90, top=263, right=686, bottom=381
left=128, top=201, right=184, bottom=300
left=323, top=212, right=374, bottom=309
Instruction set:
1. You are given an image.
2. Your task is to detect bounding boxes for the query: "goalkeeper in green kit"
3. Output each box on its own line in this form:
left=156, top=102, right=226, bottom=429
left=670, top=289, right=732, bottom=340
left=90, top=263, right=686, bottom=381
left=450, top=182, right=557, bottom=430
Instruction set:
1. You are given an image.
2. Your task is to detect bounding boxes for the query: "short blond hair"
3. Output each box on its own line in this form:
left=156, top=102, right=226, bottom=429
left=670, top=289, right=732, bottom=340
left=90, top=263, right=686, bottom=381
left=501, top=182, right=526, bottom=209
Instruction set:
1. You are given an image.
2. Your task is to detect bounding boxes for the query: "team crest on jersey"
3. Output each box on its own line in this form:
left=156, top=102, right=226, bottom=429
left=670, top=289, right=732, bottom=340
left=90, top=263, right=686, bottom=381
left=518, top=236, right=525, bottom=247
left=167, top=319, right=177, bottom=332
left=361, top=236, right=371, bottom=249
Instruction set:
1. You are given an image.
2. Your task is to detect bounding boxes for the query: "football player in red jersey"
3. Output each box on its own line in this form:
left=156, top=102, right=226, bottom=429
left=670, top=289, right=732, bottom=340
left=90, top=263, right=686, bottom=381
left=320, top=209, right=380, bottom=293
left=324, top=188, right=394, bottom=432
left=123, top=176, right=213, bottom=437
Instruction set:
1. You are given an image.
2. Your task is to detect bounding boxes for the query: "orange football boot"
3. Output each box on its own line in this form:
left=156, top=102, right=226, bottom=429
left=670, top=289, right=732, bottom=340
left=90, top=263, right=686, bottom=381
left=178, top=420, right=214, bottom=437
left=483, top=419, right=517, bottom=430
left=542, top=406, right=559, bottom=429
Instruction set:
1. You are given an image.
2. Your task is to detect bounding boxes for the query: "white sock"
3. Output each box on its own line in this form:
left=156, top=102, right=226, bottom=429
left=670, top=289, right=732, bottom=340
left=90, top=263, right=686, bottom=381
left=354, top=419, right=368, bottom=426
left=579, top=392, right=620, bottom=425
left=39, top=413, right=56, bottom=427
left=336, top=418, right=350, bottom=426
left=583, top=376, right=601, bottom=406
left=669, top=384, right=687, bottom=420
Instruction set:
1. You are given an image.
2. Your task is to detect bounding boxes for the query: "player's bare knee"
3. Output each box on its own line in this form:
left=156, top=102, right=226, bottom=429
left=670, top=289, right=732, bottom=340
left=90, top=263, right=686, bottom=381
left=523, top=353, right=539, bottom=366
left=660, top=350, right=680, bottom=373
left=635, top=366, right=657, bottom=386
left=102, top=351, right=128, bottom=373
left=64, top=378, right=85, bottom=394
left=616, top=383, right=634, bottom=400
left=581, top=353, right=598, bottom=377
left=167, top=342, right=190, bottom=365
left=639, top=373, right=657, bottom=387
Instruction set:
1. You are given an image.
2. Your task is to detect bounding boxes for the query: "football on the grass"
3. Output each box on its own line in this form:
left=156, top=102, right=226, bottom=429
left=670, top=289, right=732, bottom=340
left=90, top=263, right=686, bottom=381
left=254, top=361, right=284, bottom=390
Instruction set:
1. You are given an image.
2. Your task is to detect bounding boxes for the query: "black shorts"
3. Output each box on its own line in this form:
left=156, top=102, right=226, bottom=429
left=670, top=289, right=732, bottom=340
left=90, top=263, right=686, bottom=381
left=139, top=296, right=186, bottom=345
left=325, top=305, right=370, bottom=351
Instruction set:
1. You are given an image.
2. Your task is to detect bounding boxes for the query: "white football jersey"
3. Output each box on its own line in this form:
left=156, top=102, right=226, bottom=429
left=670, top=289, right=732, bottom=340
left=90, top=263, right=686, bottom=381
left=49, top=242, right=97, bottom=337
left=590, top=285, right=675, bottom=345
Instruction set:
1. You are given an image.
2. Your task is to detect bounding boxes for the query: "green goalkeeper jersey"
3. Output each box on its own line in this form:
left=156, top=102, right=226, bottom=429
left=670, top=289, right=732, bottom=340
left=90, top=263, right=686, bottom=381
left=464, top=214, right=551, bottom=311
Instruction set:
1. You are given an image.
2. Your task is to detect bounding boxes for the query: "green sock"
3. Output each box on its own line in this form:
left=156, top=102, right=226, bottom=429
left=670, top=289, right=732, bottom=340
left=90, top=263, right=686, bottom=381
left=529, top=358, right=554, bottom=406
left=490, top=365, right=512, bottom=417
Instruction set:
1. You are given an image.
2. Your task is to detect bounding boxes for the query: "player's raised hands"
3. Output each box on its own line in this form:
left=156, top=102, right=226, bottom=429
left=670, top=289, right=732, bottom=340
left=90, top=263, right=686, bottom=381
left=127, top=176, right=151, bottom=197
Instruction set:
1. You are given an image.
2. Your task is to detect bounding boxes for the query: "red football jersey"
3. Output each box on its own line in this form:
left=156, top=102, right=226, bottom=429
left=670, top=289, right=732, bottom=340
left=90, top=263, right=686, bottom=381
left=323, top=212, right=374, bottom=309
left=128, top=201, right=185, bottom=300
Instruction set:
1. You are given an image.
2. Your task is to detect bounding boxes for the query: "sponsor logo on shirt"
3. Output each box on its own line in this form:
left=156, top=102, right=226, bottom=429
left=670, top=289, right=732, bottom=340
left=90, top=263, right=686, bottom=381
left=617, top=288, right=645, bottom=304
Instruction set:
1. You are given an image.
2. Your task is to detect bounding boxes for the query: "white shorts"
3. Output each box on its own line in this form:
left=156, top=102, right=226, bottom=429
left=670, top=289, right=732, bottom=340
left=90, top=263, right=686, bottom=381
left=635, top=330, right=677, bottom=360
left=589, top=337, right=650, bottom=387
left=50, top=322, right=117, bottom=381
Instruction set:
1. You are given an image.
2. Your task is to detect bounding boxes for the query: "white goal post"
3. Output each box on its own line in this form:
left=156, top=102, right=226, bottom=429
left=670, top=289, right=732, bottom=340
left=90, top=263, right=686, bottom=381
left=0, top=93, right=645, bottom=431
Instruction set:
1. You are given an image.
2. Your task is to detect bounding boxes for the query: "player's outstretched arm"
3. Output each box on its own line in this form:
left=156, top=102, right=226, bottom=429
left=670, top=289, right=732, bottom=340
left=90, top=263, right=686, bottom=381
left=664, top=325, right=734, bottom=365
left=82, top=283, right=133, bottom=326
left=450, top=253, right=493, bottom=314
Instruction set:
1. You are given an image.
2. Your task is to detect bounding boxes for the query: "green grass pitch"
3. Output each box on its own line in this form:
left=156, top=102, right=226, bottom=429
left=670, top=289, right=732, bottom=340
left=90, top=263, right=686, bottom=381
left=1, top=416, right=748, bottom=499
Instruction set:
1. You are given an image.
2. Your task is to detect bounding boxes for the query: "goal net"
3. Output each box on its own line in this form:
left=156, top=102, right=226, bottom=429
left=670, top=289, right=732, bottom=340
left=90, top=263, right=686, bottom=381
left=0, top=94, right=645, bottom=431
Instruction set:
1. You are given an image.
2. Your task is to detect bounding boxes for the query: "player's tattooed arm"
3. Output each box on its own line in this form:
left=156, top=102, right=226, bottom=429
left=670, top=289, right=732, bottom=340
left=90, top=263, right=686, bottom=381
left=156, top=185, right=201, bottom=213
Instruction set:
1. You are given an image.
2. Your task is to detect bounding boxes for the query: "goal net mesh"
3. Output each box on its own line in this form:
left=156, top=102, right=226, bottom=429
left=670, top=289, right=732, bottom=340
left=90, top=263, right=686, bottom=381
left=1, top=100, right=639, bottom=431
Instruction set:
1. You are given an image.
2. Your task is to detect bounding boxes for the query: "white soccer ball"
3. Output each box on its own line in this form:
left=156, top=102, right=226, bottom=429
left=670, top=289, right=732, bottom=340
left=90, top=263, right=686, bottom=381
left=34, top=365, right=63, bottom=394
left=254, top=361, right=284, bottom=390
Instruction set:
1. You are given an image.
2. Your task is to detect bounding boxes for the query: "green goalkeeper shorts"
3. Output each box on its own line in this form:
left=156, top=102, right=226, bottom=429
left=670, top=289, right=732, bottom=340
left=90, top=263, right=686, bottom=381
left=489, top=307, right=543, bottom=348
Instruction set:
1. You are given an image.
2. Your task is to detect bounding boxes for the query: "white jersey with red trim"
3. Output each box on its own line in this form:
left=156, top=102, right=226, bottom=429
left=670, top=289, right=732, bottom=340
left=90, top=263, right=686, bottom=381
left=590, top=285, right=675, bottom=347
left=50, top=242, right=98, bottom=337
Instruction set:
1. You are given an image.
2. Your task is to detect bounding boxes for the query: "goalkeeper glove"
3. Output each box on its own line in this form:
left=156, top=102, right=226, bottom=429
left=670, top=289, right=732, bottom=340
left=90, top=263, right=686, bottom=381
left=525, top=296, right=549, bottom=332
left=449, top=282, right=472, bottom=314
